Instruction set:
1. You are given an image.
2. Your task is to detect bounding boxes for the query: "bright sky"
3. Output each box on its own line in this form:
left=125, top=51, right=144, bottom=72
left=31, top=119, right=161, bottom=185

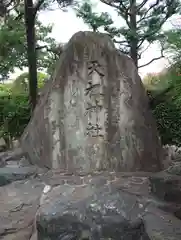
left=18, top=1, right=180, bottom=79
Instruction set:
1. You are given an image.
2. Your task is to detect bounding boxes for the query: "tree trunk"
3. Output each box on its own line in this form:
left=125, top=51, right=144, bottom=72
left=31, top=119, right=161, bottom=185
left=129, top=0, right=138, bottom=68
left=24, top=0, right=37, bottom=111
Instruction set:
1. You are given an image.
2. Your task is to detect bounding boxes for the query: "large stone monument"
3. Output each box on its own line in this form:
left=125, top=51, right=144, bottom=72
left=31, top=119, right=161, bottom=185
left=21, top=31, right=162, bottom=172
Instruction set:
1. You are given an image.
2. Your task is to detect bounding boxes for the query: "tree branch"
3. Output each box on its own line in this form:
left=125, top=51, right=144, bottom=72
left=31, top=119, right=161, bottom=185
left=138, top=43, right=151, bottom=59
left=33, top=0, right=45, bottom=17
left=113, top=39, right=130, bottom=45
left=137, top=0, right=160, bottom=24
left=137, top=31, right=163, bottom=49
left=14, top=11, right=24, bottom=20
left=136, top=0, right=147, bottom=12
left=137, top=14, right=152, bottom=25
left=100, top=0, right=131, bottom=27
left=138, top=47, right=164, bottom=68
left=36, top=45, right=48, bottom=50
left=100, top=0, right=129, bottom=13
left=36, top=44, right=64, bottom=55
left=139, top=56, right=163, bottom=68
left=137, top=38, right=145, bottom=50
left=2, top=0, right=22, bottom=19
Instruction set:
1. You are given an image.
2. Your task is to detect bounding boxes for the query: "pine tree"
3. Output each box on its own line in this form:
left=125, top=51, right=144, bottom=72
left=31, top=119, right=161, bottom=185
left=76, top=0, right=181, bottom=68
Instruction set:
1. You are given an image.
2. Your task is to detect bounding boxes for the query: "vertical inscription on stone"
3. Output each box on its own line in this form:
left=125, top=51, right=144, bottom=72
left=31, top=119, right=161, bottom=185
left=85, top=61, right=106, bottom=138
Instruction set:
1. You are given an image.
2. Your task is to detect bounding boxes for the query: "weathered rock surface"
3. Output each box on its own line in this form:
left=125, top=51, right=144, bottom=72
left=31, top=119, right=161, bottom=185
left=162, top=145, right=181, bottom=170
left=0, top=137, right=6, bottom=152
left=0, top=169, right=181, bottom=240
left=21, top=31, right=162, bottom=172
left=0, top=156, right=46, bottom=240
left=0, top=166, right=38, bottom=186
left=37, top=172, right=181, bottom=240
left=0, top=148, right=46, bottom=188
left=165, top=161, right=181, bottom=175
left=0, top=178, right=44, bottom=240
left=149, top=172, right=181, bottom=204
left=0, top=148, right=26, bottom=165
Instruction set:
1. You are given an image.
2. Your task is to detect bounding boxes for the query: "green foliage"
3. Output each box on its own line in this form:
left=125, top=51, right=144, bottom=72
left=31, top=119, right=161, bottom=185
left=0, top=71, right=46, bottom=141
left=144, top=64, right=181, bottom=146
left=0, top=82, right=13, bottom=95
left=143, top=73, right=162, bottom=89
left=75, top=0, right=181, bottom=65
left=75, top=1, right=113, bottom=32
left=152, top=101, right=181, bottom=146
left=0, top=93, right=30, bottom=141
left=11, top=71, right=47, bottom=93
left=161, top=29, right=181, bottom=64
left=0, top=8, right=58, bottom=80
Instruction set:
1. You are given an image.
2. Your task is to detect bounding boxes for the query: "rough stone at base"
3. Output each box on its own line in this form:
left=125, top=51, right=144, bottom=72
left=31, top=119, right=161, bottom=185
left=0, top=178, right=44, bottom=240
left=149, top=172, right=181, bottom=203
left=36, top=173, right=181, bottom=240
left=0, top=138, right=6, bottom=152
left=165, top=161, right=181, bottom=175
left=36, top=179, right=150, bottom=240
